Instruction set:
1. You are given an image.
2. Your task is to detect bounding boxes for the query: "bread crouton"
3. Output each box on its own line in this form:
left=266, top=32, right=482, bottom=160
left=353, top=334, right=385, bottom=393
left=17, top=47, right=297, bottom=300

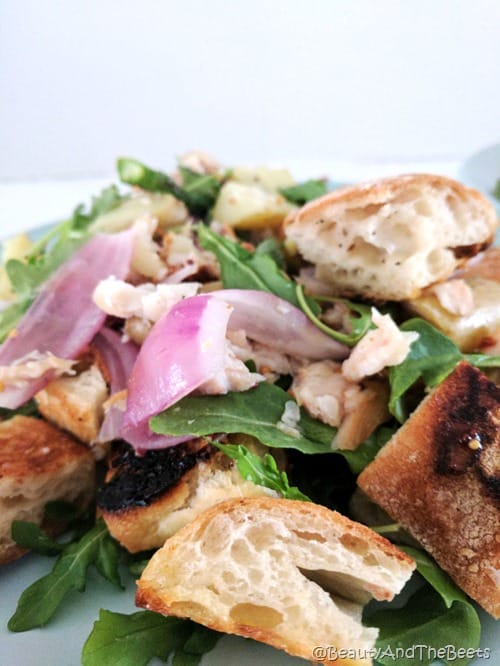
left=98, top=440, right=275, bottom=553
left=136, top=497, right=415, bottom=665
left=35, top=365, right=108, bottom=451
left=358, top=361, right=500, bottom=618
left=0, top=416, right=95, bottom=564
left=284, top=174, right=497, bottom=301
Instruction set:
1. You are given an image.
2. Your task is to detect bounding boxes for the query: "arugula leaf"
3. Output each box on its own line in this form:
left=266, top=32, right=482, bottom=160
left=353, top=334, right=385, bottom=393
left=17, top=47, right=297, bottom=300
left=82, top=610, right=219, bottom=666
left=10, top=521, right=65, bottom=556
left=1, top=185, right=125, bottom=338
left=5, top=186, right=124, bottom=301
left=389, top=318, right=500, bottom=421
left=400, top=546, right=468, bottom=608
left=197, top=223, right=305, bottom=307
left=8, top=519, right=123, bottom=631
left=178, top=165, right=221, bottom=215
left=296, top=285, right=373, bottom=346
left=150, top=381, right=336, bottom=454
left=255, top=236, right=286, bottom=269
left=0, top=298, right=32, bottom=342
left=280, top=179, right=328, bottom=204
left=117, top=158, right=219, bottom=218
left=213, top=442, right=311, bottom=501
left=339, top=426, right=395, bottom=474
left=0, top=397, right=38, bottom=420
left=366, top=586, right=480, bottom=666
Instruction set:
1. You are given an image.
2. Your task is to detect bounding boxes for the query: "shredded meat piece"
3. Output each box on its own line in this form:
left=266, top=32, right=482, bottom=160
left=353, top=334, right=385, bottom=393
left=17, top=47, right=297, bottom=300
left=342, top=309, right=418, bottom=382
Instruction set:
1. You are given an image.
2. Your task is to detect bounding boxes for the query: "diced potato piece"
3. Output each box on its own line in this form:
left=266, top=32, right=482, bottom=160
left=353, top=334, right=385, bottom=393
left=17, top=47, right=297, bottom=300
left=231, top=166, right=295, bottom=192
left=90, top=193, right=189, bottom=233
left=212, top=182, right=296, bottom=230
left=3, top=233, right=33, bottom=261
left=406, top=276, right=500, bottom=351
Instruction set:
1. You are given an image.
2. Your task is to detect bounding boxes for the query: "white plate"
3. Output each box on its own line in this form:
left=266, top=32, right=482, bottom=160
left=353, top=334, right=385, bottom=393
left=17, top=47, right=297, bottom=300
left=459, top=142, right=500, bottom=212
left=0, top=194, right=498, bottom=665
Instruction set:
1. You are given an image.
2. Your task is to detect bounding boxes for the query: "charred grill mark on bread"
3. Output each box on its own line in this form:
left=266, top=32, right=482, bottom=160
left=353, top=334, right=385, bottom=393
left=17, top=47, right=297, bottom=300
left=97, top=439, right=213, bottom=512
left=433, top=363, right=500, bottom=502
left=358, top=361, right=500, bottom=618
left=98, top=438, right=278, bottom=553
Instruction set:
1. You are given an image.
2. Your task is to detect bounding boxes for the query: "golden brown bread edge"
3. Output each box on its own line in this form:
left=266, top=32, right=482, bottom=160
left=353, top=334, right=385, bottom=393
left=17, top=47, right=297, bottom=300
left=358, top=361, right=500, bottom=618
left=283, top=173, right=498, bottom=301
left=0, top=415, right=95, bottom=564
left=286, top=173, right=495, bottom=219
left=136, top=497, right=415, bottom=666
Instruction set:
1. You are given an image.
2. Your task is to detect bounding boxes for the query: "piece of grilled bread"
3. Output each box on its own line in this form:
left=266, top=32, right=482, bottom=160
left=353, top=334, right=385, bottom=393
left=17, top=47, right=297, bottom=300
left=35, top=364, right=108, bottom=453
left=0, top=416, right=95, bottom=564
left=358, top=361, right=500, bottom=618
left=284, top=174, right=497, bottom=301
left=98, top=440, right=275, bottom=553
left=136, top=497, right=415, bottom=665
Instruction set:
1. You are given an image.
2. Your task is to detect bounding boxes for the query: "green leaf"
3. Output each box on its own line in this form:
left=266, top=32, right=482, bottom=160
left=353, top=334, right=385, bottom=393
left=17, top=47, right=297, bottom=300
left=213, top=442, right=311, bottom=501
left=150, top=381, right=336, bottom=454
left=255, top=237, right=286, bottom=269
left=117, top=157, right=216, bottom=218
left=388, top=318, right=500, bottom=421
left=339, top=426, right=395, bottom=474
left=296, top=285, right=373, bottom=346
left=280, top=179, right=328, bottom=204
left=0, top=397, right=38, bottom=420
left=178, top=166, right=221, bottom=215
left=176, top=623, right=221, bottom=664
left=400, top=547, right=468, bottom=608
left=5, top=185, right=125, bottom=304
left=0, top=298, right=32, bottom=342
left=10, top=521, right=64, bottom=556
left=82, top=610, right=219, bottom=666
left=82, top=610, right=190, bottom=666
left=366, top=586, right=480, bottom=666
left=8, top=519, right=123, bottom=631
left=127, top=558, right=150, bottom=577
left=197, top=223, right=307, bottom=308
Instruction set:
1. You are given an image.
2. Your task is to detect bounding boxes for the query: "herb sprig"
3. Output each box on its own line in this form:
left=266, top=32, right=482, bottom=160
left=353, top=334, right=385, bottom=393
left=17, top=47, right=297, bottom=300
left=8, top=518, right=124, bottom=632
left=82, top=610, right=220, bottom=666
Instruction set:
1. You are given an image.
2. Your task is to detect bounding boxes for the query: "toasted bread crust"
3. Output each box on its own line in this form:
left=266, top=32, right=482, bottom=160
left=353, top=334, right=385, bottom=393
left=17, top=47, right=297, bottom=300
left=137, top=497, right=414, bottom=665
left=286, top=174, right=495, bottom=223
left=35, top=364, right=108, bottom=445
left=358, top=361, right=500, bottom=618
left=284, top=174, right=497, bottom=301
left=99, top=443, right=274, bottom=552
left=0, top=416, right=95, bottom=564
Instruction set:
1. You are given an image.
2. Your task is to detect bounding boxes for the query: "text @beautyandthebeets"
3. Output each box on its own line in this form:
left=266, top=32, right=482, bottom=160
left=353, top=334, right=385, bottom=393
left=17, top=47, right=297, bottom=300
left=311, top=645, right=492, bottom=662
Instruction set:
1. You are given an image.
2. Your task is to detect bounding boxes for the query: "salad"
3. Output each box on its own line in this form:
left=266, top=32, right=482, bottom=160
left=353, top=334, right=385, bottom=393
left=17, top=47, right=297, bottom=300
left=0, top=152, right=498, bottom=666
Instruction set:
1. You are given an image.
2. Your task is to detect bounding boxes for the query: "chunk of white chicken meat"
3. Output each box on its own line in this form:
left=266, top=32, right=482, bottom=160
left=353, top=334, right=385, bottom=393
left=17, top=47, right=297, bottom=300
left=226, top=328, right=294, bottom=381
left=93, top=278, right=200, bottom=323
left=198, top=340, right=264, bottom=394
left=0, top=351, right=76, bottom=388
left=178, top=150, right=221, bottom=175
left=431, top=278, right=475, bottom=316
left=161, top=227, right=220, bottom=281
left=342, top=308, right=419, bottom=383
left=290, top=360, right=389, bottom=450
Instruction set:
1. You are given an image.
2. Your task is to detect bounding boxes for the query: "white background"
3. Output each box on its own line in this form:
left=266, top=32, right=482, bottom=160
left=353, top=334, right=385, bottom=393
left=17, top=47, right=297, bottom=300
left=1, top=0, right=499, bottom=182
